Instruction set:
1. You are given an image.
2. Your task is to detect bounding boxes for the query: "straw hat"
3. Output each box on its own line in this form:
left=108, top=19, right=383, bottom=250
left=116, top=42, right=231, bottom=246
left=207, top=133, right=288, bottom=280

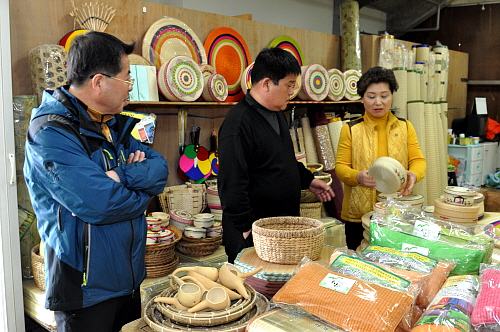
left=368, top=156, right=407, bottom=194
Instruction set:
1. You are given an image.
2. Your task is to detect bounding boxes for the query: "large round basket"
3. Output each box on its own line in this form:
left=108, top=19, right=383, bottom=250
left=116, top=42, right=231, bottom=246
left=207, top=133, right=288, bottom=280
left=153, top=283, right=257, bottom=327
left=252, top=217, right=324, bottom=264
left=144, top=287, right=269, bottom=332
left=31, top=244, right=45, bottom=291
left=175, top=234, right=222, bottom=257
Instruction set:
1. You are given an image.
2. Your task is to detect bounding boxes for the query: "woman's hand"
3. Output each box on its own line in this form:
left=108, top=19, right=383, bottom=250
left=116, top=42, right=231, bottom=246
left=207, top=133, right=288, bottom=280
left=308, top=178, right=335, bottom=202
left=399, top=171, right=417, bottom=196
left=356, top=170, right=376, bottom=188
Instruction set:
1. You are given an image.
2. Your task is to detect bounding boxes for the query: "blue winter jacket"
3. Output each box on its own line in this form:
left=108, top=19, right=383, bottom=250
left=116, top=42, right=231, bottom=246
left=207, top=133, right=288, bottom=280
left=23, top=87, right=168, bottom=311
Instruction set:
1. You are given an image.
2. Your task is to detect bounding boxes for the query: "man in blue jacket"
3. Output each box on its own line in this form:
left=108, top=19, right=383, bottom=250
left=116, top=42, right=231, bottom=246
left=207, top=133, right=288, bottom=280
left=23, top=31, right=168, bottom=332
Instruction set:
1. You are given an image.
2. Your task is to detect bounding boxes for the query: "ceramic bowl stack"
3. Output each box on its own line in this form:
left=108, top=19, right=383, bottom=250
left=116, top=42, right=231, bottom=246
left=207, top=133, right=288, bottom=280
left=145, top=225, right=182, bottom=278
left=176, top=213, right=223, bottom=257
left=433, top=186, right=481, bottom=226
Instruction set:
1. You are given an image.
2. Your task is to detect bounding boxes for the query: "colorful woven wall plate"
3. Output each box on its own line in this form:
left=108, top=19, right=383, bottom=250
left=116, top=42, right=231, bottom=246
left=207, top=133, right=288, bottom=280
left=142, top=17, right=207, bottom=69
left=128, top=53, right=153, bottom=66
left=59, top=29, right=89, bottom=52
left=268, top=35, right=305, bottom=66
left=240, top=62, right=254, bottom=95
left=200, top=64, right=216, bottom=81
left=344, top=69, right=362, bottom=100
left=204, top=27, right=252, bottom=102
left=327, top=68, right=345, bottom=101
left=297, top=64, right=329, bottom=101
left=157, top=55, right=203, bottom=102
left=201, top=73, right=228, bottom=102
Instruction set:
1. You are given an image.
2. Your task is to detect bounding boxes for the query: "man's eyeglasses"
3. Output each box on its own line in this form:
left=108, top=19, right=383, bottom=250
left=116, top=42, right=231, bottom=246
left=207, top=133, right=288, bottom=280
left=91, top=73, right=135, bottom=89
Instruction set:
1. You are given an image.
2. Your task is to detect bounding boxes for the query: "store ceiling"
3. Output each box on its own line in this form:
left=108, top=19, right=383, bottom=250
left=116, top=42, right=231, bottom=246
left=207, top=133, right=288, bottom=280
left=352, top=0, right=500, bottom=37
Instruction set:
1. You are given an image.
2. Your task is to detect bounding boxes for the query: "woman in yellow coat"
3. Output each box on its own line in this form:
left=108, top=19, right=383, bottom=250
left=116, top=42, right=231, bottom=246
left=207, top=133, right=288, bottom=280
left=335, top=67, right=427, bottom=250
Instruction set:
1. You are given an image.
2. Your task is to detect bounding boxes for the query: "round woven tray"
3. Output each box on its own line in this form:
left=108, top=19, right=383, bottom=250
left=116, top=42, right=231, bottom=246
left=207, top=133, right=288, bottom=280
left=31, top=244, right=45, bottom=291
left=146, top=255, right=179, bottom=279
left=252, top=217, right=324, bottom=264
left=146, top=225, right=182, bottom=253
left=144, top=289, right=269, bottom=332
left=154, top=283, right=256, bottom=327
left=176, top=235, right=222, bottom=257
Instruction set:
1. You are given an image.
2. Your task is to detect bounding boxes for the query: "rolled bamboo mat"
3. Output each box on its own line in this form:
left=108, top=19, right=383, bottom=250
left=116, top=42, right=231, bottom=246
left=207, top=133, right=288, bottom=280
left=427, top=53, right=437, bottom=102
left=343, top=70, right=361, bottom=101
left=407, top=101, right=428, bottom=204
left=418, top=70, right=428, bottom=102
left=378, top=34, right=394, bottom=69
left=440, top=102, right=450, bottom=190
left=327, top=120, right=343, bottom=157
left=312, top=125, right=336, bottom=171
left=340, top=0, right=362, bottom=71
left=415, top=44, right=430, bottom=65
left=407, top=70, right=418, bottom=101
left=392, top=69, right=408, bottom=119
left=289, top=127, right=306, bottom=157
left=424, top=102, right=441, bottom=204
left=327, top=68, right=345, bottom=101
left=301, top=117, right=319, bottom=163
left=434, top=102, right=447, bottom=191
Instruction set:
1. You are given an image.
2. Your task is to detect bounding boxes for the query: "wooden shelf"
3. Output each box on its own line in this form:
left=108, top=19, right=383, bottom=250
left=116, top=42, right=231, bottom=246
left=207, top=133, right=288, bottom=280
left=127, top=100, right=362, bottom=107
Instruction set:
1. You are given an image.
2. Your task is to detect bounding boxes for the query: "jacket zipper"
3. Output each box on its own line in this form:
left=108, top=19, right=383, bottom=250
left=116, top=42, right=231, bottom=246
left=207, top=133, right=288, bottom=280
left=129, top=220, right=136, bottom=296
left=82, top=223, right=91, bottom=286
left=57, top=204, right=63, bottom=231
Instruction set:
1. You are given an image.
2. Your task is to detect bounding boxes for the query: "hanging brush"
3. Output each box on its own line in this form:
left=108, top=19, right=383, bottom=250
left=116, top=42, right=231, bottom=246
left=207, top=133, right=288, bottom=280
left=70, top=1, right=116, bottom=32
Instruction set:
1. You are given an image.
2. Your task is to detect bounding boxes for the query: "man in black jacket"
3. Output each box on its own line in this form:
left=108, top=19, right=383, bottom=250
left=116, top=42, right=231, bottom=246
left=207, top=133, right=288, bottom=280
left=218, top=47, right=335, bottom=263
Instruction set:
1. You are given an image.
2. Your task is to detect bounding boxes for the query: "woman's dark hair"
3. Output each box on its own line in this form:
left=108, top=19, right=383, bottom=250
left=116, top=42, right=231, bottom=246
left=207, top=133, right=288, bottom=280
left=251, top=47, right=301, bottom=86
left=67, top=31, right=135, bottom=87
left=356, top=66, right=399, bottom=97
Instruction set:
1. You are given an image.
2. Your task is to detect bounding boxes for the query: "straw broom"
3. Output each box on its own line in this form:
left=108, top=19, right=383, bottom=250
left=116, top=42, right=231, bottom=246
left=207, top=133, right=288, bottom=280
left=70, top=1, right=116, bottom=32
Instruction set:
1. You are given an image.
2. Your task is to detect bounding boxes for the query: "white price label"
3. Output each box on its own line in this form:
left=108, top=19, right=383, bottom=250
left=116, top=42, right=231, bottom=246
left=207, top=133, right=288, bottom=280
left=319, top=273, right=356, bottom=294
left=413, top=220, right=441, bottom=241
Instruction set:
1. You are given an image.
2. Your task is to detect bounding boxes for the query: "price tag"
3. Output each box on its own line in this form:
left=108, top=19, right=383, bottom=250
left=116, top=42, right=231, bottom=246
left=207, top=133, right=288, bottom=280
left=319, top=273, right=356, bottom=294
left=413, top=220, right=441, bottom=241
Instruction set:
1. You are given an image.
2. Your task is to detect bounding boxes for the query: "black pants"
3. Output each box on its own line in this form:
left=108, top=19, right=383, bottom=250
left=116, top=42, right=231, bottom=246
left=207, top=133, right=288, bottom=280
left=54, top=290, right=141, bottom=332
left=222, top=218, right=254, bottom=263
left=344, top=221, right=365, bottom=250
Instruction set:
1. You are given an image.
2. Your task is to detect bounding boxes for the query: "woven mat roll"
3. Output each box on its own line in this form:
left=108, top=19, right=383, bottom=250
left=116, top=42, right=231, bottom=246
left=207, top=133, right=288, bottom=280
left=343, top=70, right=361, bottom=101
left=301, top=117, right=319, bottom=163
left=419, top=70, right=428, bottom=102
left=297, top=64, right=329, bottom=101
left=392, top=69, right=408, bottom=119
left=424, top=102, right=441, bottom=203
left=407, top=101, right=428, bottom=204
left=415, top=44, right=430, bottom=65
left=407, top=70, right=418, bottom=101
left=327, top=68, right=345, bottom=101
left=434, top=103, right=447, bottom=191
left=289, top=127, right=306, bottom=157
left=407, top=49, right=415, bottom=70
left=378, top=35, right=394, bottom=69
left=327, top=120, right=343, bottom=157
left=340, top=0, right=362, bottom=71
left=28, top=44, right=68, bottom=105
left=312, top=125, right=336, bottom=171
left=201, top=73, right=228, bottom=102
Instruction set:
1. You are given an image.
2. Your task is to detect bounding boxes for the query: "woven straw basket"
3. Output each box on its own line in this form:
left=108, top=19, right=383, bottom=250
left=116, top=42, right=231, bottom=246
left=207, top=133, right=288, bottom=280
left=158, top=183, right=207, bottom=216
left=31, top=244, right=45, bottom=291
left=145, top=225, right=182, bottom=278
left=176, top=234, right=222, bottom=257
left=300, top=202, right=322, bottom=220
left=252, top=217, right=324, bottom=264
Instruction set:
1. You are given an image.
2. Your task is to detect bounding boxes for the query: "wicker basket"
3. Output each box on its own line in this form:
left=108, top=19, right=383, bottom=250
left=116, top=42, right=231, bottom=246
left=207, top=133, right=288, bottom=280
left=154, top=283, right=257, bottom=327
left=144, top=287, right=269, bottom=332
left=300, top=173, right=332, bottom=203
left=145, top=225, right=182, bottom=278
left=300, top=202, right=323, bottom=220
left=158, top=183, right=207, bottom=216
left=31, top=244, right=45, bottom=291
left=252, top=217, right=324, bottom=264
left=175, top=234, right=222, bottom=257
